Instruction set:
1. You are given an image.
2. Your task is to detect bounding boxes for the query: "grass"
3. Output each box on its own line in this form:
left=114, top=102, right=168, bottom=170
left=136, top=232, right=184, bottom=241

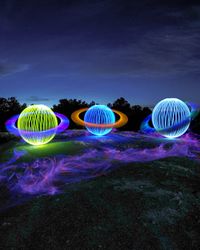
left=0, top=158, right=199, bottom=249
left=0, top=131, right=199, bottom=249
left=15, top=141, right=86, bottom=162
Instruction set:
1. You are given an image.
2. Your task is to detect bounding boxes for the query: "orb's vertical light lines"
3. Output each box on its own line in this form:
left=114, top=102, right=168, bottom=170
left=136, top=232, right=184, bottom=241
left=18, top=105, right=58, bottom=145
left=84, top=105, right=115, bottom=136
left=152, top=98, right=191, bottom=138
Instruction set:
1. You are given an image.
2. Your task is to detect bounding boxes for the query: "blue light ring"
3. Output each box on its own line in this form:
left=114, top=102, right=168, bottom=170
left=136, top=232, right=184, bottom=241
left=186, top=102, right=199, bottom=120
left=140, top=114, right=156, bottom=134
left=151, top=98, right=191, bottom=138
left=141, top=100, right=196, bottom=137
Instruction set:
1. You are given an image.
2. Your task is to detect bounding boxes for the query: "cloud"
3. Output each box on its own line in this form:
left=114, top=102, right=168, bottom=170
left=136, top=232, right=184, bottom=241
left=26, top=96, right=50, bottom=102
left=54, top=1, right=200, bottom=78
left=0, top=62, right=30, bottom=77
left=1, top=1, right=200, bottom=79
left=75, top=25, right=200, bottom=78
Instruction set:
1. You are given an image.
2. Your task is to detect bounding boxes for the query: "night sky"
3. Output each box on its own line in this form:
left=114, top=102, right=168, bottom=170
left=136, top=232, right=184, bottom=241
left=0, top=0, right=200, bottom=107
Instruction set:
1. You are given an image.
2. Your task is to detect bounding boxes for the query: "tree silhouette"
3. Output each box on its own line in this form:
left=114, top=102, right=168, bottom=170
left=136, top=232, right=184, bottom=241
left=0, top=97, right=26, bottom=132
left=0, top=97, right=199, bottom=136
left=108, top=97, right=152, bottom=131
left=191, top=112, right=200, bottom=134
left=52, top=99, right=96, bottom=129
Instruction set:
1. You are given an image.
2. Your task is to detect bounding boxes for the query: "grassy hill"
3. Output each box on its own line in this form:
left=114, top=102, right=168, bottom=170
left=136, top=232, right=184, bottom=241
left=0, top=130, right=199, bottom=249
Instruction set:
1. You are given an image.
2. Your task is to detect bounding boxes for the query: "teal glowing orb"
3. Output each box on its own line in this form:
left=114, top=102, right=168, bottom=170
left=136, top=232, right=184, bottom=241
left=152, top=98, right=191, bottom=138
left=84, top=105, right=115, bottom=136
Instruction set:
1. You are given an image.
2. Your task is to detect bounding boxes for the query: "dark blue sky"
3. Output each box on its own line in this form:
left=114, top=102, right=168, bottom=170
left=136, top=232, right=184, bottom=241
left=0, top=0, right=200, bottom=107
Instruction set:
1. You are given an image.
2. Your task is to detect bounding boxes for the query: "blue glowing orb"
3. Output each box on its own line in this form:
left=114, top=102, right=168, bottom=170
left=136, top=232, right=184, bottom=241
left=152, top=98, right=191, bottom=138
left=84, top=105, right=115, bottom=136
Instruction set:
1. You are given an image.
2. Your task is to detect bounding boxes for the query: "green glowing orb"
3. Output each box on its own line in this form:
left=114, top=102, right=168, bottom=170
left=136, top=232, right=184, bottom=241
left=18, top=104, right=58, bottom=146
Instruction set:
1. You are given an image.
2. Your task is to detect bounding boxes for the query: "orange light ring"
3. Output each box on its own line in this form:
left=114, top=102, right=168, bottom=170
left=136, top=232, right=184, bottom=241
left=71, top=108, right=128, bottom=128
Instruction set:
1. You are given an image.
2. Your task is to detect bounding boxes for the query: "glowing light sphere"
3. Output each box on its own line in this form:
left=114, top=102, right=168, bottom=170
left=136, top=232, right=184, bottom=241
left=152, top=98, right=191, bottom=138
left=84, top=105, right=115, bottom=136
left=18, top=105, right=58, bottom=145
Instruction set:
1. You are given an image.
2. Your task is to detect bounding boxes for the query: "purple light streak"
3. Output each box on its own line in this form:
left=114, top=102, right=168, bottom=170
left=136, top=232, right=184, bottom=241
left=0, top=131, right=199, bottom=200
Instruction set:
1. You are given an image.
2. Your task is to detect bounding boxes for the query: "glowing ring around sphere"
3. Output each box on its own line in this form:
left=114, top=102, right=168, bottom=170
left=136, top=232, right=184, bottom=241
left=141, top=98, right=194, bottom=139
left=6, top=109, right=69, bottom=145
left=84, top=105, right=115, bottom=136
left=71, top=106, right=128, bottom=136
left=152, top=98, right=191, bottom=138
left=140, top=99, right=199, bottom=138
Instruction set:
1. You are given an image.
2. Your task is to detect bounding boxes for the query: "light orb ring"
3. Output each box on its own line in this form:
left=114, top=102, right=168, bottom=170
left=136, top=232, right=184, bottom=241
left=152, top=98, right=191, bottom=138
left=140, top=98, right=199, bottom=138
left=141, top=99, right=197, bottom=138
left=6, top=112, right=69, bottom=144
left=71, top=108, right=128, bottom=129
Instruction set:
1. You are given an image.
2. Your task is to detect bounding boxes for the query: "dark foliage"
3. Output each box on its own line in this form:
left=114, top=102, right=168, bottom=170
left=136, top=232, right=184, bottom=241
left=108, top=97, right=152, bottom=132
left=0, top=97, right=26, bottom=132
left=190, top=112, right=200, bottom=134
left=52, top=99, right=96, bottom=129
left=0, top=96, right=199, bottom=134
left=53, top=97, right=152, bottom=131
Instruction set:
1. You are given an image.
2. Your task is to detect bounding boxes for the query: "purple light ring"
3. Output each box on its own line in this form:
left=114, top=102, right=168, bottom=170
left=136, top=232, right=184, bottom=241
left=5, top=113, right=69, bottom=136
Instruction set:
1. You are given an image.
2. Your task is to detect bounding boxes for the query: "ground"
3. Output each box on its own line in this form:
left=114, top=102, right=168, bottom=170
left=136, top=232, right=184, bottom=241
left=0, top=130, right=199, bottom=250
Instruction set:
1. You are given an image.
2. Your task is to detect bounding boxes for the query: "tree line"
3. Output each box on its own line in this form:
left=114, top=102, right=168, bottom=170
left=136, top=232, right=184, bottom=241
left=0, top=97, right=199, bottom=134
